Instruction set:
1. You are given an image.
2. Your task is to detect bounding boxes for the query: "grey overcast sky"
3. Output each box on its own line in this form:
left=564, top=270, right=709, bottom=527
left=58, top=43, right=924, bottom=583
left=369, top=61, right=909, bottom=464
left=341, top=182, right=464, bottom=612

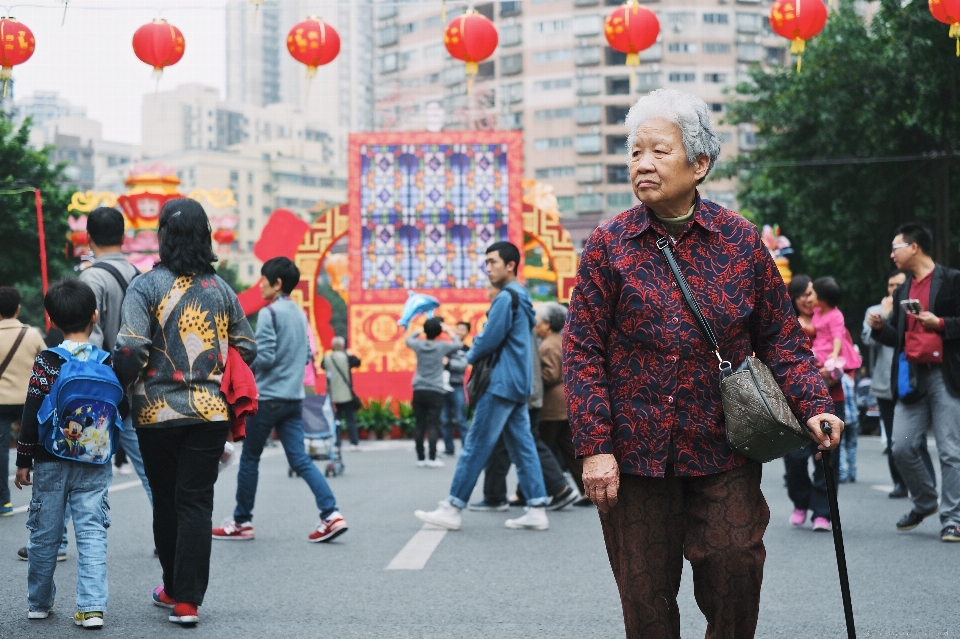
left=12, top=0, right=228, bottom=144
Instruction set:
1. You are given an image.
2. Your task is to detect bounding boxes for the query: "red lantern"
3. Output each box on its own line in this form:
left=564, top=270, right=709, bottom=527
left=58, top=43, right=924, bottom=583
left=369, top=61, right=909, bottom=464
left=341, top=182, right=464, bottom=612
left=67, top=230, right=88, bottom=247
left=769, top=0, right=828, bottom=72
left=444, top=10, right=498, bottom=87
left=604, top=1, right=660, bottom=67
left=0, top=18, right=35, bottom=96
left=132, top=19, right=186, bottom=78
left=286, top=17, right=340, bottom=78
left=212, top=229, right=235, bottom=246
left=929, top=0, right=960, bottom=56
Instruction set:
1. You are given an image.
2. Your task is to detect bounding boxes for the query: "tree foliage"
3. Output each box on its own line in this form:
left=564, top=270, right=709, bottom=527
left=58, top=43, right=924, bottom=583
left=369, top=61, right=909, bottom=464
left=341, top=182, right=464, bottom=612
left=0, top=118, right=75, bottom=327
left=725, top=0, right=960, bottom=334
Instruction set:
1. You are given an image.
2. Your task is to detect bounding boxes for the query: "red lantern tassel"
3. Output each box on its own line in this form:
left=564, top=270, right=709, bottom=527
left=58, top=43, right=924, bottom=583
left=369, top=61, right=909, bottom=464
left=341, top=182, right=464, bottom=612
left=791, top=38, right=806, bottom=72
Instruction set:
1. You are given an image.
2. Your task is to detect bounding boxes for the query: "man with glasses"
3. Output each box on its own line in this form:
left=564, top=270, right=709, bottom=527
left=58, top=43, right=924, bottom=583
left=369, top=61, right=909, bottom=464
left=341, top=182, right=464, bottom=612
left=868, top=223, right=960, bottom=543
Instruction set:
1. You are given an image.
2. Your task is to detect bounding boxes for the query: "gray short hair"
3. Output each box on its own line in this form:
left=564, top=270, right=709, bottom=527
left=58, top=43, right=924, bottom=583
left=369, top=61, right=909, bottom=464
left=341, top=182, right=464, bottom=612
left=331, top=336, right=345, bottom=350
left=624, top=89, right=722, bottom=179
left=537, top=302, right=567, bottom=333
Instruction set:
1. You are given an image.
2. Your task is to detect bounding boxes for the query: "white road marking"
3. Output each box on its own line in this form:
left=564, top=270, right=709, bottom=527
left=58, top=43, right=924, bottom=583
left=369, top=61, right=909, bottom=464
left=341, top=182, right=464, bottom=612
left=872, top=484, right=894, bottom=493
left=386, top=524, right=448, bottom=570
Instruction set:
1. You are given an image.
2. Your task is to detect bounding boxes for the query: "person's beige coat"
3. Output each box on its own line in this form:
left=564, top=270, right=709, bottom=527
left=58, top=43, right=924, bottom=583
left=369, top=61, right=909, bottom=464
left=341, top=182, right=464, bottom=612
left=0, top=318, right=46, bottom=406
left=539, top=331, right=566, bottom=422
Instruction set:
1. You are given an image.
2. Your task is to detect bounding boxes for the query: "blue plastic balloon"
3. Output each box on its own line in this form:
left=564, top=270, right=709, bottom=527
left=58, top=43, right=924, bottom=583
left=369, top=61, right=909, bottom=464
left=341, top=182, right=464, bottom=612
left=397, top=291, right=441, bottom=329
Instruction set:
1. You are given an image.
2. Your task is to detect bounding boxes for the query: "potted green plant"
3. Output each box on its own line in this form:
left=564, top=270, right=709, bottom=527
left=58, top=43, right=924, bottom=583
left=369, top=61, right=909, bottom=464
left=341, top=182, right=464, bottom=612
left=397, top=400, right=415, bottom=439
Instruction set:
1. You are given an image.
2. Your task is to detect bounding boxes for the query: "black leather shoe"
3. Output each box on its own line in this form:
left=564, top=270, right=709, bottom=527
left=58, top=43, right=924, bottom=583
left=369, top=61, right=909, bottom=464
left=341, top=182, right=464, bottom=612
left=896, top=507, right=938, bottom=531
left=941, top=525, right=960, bottom=542
left=889, top=484, right=908, bottom=499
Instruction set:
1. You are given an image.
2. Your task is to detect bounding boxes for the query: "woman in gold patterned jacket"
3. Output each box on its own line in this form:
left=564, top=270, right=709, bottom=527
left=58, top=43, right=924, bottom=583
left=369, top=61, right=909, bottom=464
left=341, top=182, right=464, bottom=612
left=113, top=198, right=256, bottom=625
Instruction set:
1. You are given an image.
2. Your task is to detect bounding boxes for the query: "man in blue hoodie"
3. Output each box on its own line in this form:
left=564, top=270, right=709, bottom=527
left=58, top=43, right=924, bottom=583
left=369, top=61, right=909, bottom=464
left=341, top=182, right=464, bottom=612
left=415, top=242, right=549, bottom=531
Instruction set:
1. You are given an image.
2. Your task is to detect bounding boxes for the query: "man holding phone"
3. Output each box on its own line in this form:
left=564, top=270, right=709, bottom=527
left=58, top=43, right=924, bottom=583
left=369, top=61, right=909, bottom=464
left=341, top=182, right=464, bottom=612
left=867, top=223, right=960, bottom=543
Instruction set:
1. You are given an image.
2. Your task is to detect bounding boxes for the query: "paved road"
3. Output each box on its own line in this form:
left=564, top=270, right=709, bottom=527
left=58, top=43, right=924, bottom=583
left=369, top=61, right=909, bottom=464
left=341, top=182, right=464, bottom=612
left=1, top=436, right=958, bottom=638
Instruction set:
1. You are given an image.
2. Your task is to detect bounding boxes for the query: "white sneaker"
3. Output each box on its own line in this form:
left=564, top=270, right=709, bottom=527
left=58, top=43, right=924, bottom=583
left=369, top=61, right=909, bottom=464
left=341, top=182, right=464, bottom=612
left=416, top=460, right=428, bottom=468
left=425, top=459, right=445, bottom=468
left=118, top=463, right=133, bottom=476
left=414, top=501, right=462, bottom=530
left=28, top=610, right=49, bottom=619
left=505, top=506, right=549, bottom=530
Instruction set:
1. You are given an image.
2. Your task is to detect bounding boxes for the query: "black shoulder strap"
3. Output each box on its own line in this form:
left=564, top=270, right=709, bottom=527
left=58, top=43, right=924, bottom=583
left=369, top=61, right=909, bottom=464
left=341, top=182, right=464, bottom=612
left=266, top=305, right=278, bottom=332
left=91, top=261, right=137, bottom=295
left=656, top=236, right=729, bottom=373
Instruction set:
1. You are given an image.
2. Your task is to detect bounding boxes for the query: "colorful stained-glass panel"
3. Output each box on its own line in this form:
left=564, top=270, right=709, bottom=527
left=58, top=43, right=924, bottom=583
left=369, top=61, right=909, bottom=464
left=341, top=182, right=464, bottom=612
left=358, top=143, right=509, bottom=290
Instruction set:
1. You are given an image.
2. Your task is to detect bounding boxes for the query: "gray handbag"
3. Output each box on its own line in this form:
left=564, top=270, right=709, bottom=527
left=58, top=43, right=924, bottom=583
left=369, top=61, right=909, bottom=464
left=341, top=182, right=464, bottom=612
left=656, top=236, right=812, bottom=463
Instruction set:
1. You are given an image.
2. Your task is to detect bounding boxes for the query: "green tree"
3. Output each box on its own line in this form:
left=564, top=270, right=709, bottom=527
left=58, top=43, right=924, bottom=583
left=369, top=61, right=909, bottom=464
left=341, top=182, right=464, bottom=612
left=216, top=261, right=246, bottom=294
left=725, top=0, right=960, bottom=334
left=0, top=118, right=75, bottom=327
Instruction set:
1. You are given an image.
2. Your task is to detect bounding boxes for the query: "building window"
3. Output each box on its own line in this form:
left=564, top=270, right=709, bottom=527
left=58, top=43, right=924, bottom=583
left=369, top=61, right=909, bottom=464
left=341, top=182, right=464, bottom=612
left=636, top=71, right=661, bottom=92
left=607, top=164, right=630, bottom=184
left=500, top=23, right=522, bottom=46
left=535, top=166, right=575, bottom=179
left=247, top=172, right=253, bottom=184
left=247, top=241, right=254, bottom=252
left=400, top=21, right=419, bottom=34
left=718, top=131, right=734, bottom=144
left=577, top=193, right=603, bottom=213
left=667, top=42, right=698, bottom=54
left=606, top=104, right=630, bottom=125
left=247, top=194, right=254, bottom=207
left=424, top=43, right=443, bottom=58
left=376, top=25, right=398, bottom=47
left=736, top=12, right=763, bottom=34
left=606, top=134, right=627, bottom=154
left=703, top=42, right=732, bottom=54
left=534, top=77, right=573, bottom=91
left=576, top=74, right=602, bottom=95
left=573, top=14, right=603, bottom=36
left=703, top=72, right=728, bottom=83
left=606, top=48, right=627, bottom=66
left=607, top=192, right=634, bottom=209
left=576, top=164, right=603, bottom=184
left=247, top=218, right=254, bottom=230
left=500, top=1, right=522, bottom=17
left=534, top=49, right=573, bottom=64
left=575, top=46, right=602, bottom=66
left=477, top=60, right=495, bottom=79
left=425, top=72, right=440, bottom=84
left=501, top=112, right=523, bottom=129
left=502, top=81, right=524, bottom=103
left=739, top=127, right=757, bottom=151
left=534, top=136, right=574, bottom=150
left=709, top=102, right=724, bottom=113
left=379, top=53, right=398, bottom=74
left=668, top=72, right=696, bottom=83
left=576, top=134, right=602, bottom=154
left=737, top=43, right=763, bottom=62
left=664, top=12, right=696, bottom=28
left=703, top=13, right=730, bottom=24
left=229, top=170, right=239, bottom=183
left=263, top=206, right=272, bottom=215
left=606, top=76, right=630, bottom=95
left=556, top=196, right=575, bottom=213
left=576, top=104, right=602, bottom=125
left=247, top=264, right=254, bottom=276
left=423, top=15, right=442, bottom=29
left=501, top=53, right=523, bottom=75
left=766, top=46, right=786, bottom=66
left=534, top=107, right=573, bottom=120
left=533, top=19, right=572, bottom=33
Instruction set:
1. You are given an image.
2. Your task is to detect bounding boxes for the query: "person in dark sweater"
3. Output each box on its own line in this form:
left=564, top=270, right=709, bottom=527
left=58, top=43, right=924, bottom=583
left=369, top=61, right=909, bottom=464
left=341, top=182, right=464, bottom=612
left=15, top=278, right=123, bottom=628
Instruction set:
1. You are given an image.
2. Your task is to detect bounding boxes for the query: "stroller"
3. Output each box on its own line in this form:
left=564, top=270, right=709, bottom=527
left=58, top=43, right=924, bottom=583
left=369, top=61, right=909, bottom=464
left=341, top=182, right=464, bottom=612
left=289, top=393, right=344, bottom=478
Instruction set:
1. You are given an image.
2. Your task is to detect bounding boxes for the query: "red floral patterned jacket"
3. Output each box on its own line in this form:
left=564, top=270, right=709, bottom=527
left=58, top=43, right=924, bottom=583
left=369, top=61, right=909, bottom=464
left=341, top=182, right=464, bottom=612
left=562, top=196, right=832, bottom=477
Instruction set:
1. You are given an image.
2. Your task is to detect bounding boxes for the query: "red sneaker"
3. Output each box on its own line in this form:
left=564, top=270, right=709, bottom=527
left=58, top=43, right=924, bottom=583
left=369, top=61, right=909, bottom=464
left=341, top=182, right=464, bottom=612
left=212, top=519, right=254, bottom=540
left=152, top=586, right=175, bottom=609
left=308, top=512, right=348, bottom=543
left=169, top=602, right=199, bottom=625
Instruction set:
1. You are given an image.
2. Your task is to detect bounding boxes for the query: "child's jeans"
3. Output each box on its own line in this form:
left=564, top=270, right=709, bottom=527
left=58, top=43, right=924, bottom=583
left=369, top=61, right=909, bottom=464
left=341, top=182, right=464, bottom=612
left=26, top=460, right=110, bottom=614
left=839, top=421, right=859, bottom=482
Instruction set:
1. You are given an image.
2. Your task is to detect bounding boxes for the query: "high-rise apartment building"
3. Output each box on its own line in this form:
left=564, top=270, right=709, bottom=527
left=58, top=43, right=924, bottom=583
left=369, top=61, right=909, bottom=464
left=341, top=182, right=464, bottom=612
left=225, top=0, right=375, bottom=152
left=374, top=0, right=786, bottom=244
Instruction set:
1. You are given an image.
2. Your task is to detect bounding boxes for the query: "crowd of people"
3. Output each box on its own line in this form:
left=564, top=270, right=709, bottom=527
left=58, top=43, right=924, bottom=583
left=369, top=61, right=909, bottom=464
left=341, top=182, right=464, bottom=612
left=2, top=88, right=958, bottom=638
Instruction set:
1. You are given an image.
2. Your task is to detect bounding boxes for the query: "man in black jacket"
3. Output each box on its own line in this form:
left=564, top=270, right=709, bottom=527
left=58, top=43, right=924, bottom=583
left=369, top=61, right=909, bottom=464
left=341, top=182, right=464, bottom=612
left=868, top=222, right=960, bottom=543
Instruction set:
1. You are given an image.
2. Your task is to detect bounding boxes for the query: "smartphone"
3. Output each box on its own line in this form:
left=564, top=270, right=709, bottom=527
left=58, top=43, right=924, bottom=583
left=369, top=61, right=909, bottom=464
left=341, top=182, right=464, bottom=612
left=900, top=299, right=923, bottom=314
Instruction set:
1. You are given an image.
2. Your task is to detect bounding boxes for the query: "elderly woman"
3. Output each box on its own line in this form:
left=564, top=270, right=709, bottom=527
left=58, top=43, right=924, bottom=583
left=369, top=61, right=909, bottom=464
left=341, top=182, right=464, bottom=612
left=562, top=89, right=843, bottom=638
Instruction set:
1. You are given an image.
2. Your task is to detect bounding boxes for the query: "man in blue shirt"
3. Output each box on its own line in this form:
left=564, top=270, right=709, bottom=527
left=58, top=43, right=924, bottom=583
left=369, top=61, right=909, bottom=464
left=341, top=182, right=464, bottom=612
left=415, top=242, right=549, bottom=531
left=213, top=258, right=348, bottom=543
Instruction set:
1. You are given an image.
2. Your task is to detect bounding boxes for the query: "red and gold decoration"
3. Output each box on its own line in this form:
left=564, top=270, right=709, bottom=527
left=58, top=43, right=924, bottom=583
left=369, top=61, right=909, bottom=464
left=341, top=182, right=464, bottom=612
left=132, top=19, right=186, bottom=79
left=68, top=163, right=237, bottom=272
left=604, top=0, right=660, bottom=79
left=0, top=18, right=35, bottom=97
left=769, top=0, right=828, bottom=72
left=444, top=10, right=498, bottom=92
left=286, top=16, right=340, bottom=80
left=929, top=0, right=960, bottom=56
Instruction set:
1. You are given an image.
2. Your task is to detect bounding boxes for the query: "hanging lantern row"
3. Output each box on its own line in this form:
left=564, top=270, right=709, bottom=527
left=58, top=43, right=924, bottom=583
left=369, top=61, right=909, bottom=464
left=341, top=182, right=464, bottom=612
left=132, top=19, right=186, bottom=80
left=286, top=16, right=341, bottom=80
left=0, top=18, right=35, bottom=97
left=604, top=0, right=660, bottom=90
left=769, top=0, right=827, bottom=72
left=929, top=0, right=960, bottom=56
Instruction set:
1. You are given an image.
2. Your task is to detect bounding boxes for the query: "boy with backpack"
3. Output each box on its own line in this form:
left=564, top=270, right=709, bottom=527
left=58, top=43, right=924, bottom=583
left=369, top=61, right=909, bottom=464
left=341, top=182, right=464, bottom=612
left=14, top=279, right=125, bottom=629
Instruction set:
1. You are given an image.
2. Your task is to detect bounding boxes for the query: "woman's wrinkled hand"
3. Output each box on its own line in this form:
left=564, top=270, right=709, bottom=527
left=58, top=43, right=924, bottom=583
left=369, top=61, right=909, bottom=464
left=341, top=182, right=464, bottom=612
left=582, top=453, right=620, bottom=513
left=806, top=413, right=844, bottom=458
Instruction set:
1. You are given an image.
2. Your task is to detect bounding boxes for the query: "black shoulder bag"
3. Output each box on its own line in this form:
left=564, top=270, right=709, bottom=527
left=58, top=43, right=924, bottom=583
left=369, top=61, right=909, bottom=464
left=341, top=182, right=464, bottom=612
left=466, top=287, right=519, bottom=408
left=656, top=236, right=812, bottom=463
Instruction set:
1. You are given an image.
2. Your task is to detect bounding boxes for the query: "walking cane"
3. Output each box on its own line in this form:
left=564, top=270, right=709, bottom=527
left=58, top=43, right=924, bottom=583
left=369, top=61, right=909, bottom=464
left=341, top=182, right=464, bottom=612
left=820, top=422, right=857, bottom=639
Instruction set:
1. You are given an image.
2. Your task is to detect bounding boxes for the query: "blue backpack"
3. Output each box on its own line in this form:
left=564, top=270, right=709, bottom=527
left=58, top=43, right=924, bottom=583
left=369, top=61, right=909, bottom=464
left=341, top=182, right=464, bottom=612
left=37, top=345, right=124, bottom=465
